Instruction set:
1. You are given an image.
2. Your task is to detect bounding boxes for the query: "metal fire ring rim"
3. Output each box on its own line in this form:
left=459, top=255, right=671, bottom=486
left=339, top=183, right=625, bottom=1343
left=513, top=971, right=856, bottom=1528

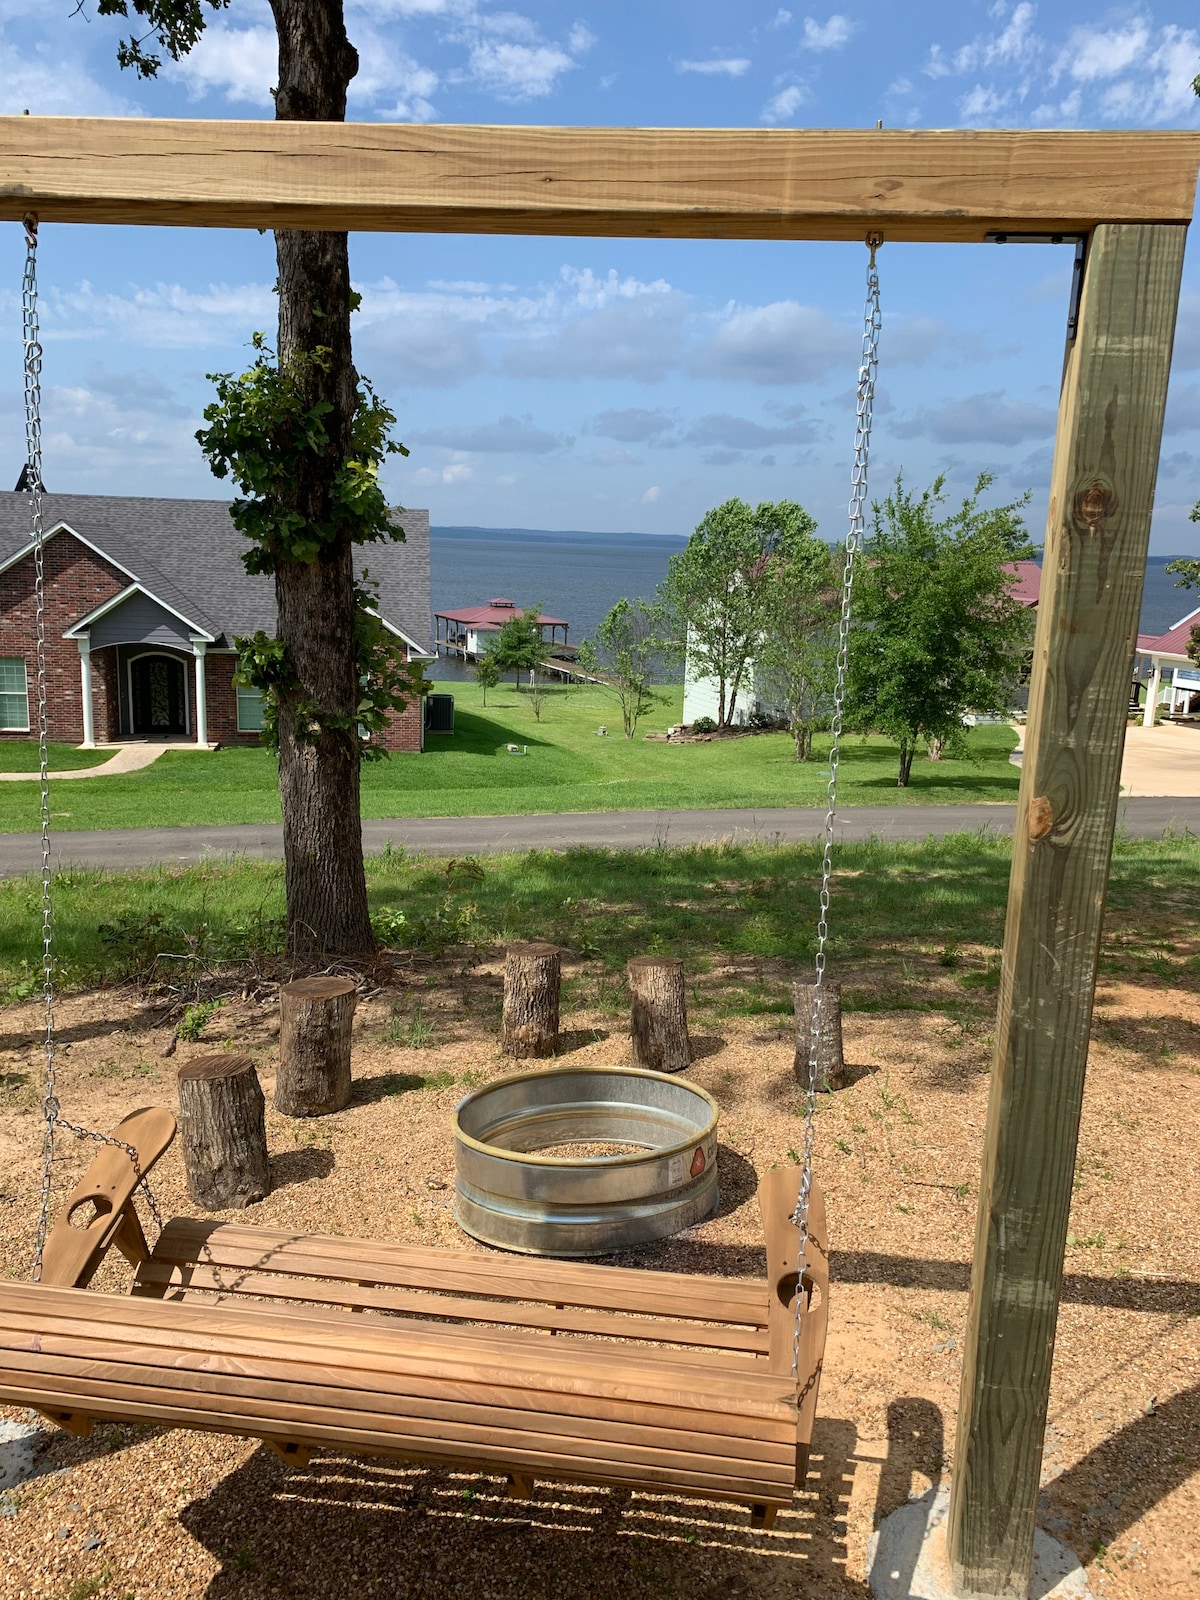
left=453, top=1064, right=719, bottom=1167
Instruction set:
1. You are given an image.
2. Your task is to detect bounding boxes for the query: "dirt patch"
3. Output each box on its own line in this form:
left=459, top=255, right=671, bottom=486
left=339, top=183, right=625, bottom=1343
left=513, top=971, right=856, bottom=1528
left=0, top=958, right=1196, bottom=1599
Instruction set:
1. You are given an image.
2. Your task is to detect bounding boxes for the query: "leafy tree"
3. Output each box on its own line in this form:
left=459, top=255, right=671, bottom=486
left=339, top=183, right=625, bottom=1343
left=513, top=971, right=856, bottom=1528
left=1163, top=500, right=1200, bottom=663
left=577, top=598, right=676, bottom=739
left=846, top=474, right=1036, bottom=787
left=490, top=604, right=550, bottom=690
left=86, top=0, right=396, bottom=957
left=474, top=651, right=501, bottom=707
left=663, top=499, right=811, bottom=729
left=754, top=530, right=841, bottom=761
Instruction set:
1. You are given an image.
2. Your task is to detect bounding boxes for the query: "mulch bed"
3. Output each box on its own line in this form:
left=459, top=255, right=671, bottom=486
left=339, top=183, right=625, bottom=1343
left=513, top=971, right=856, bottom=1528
left=0, top=953, right=1196, bottom=1599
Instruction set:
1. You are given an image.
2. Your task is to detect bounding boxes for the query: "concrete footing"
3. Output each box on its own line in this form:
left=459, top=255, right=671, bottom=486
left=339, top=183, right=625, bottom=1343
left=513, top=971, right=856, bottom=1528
left=0, top=1419, right=46, bottom=1492
left=867, top=1488, right=1092, bottom=1600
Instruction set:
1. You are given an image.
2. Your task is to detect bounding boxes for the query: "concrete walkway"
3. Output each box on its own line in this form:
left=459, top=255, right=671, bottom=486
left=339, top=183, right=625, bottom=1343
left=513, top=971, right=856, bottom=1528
left=0, top=743, right=172, bottom=782
left=0, top=798, right=1197, bottom=877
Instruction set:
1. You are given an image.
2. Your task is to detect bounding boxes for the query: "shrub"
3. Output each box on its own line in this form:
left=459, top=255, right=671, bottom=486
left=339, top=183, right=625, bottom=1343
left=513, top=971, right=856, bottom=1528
left=690, top=716, right=717, bottom=734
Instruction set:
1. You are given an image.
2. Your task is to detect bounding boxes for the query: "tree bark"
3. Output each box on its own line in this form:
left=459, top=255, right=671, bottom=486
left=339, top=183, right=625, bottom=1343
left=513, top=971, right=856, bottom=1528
left=177, top=1055, right=271, bottom=1210
left=502, top=942, right=562, bottom=1059
left=793, top=979, right=846, bottom=1092
left=897, top=741, right=915, bottom=786
left=628, top=956, right=691, bottom=1074
left=275, top=976, right=357, bottom=1116
left=269, top=0, right=373, bottom=956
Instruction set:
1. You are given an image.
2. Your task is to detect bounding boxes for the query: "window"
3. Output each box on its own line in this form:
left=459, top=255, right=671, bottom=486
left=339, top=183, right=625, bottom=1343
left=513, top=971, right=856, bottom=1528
left=236, top=684, right=265, bottom=733
left=0, top=658, right=29, bottom=731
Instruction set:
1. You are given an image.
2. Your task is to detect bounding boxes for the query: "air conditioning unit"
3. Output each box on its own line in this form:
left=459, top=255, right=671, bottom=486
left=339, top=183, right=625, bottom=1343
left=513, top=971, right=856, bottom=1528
left=425, top=693, right=455, bottom=735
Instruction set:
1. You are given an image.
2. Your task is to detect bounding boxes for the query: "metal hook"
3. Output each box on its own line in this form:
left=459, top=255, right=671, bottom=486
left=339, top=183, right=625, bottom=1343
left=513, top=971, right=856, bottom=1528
left=866, top=230, right=883, bottom=267
left=23, top=212, right=38, bottom=247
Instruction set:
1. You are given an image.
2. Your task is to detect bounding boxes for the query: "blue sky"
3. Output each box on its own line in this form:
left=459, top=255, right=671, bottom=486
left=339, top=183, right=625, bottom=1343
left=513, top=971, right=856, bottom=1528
left=1, top=0, right=1199, bottom=554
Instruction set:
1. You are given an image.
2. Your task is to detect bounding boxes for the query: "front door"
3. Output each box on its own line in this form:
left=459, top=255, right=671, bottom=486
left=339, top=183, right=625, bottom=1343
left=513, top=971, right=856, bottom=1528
left=130, top=655, right=187, bottom=737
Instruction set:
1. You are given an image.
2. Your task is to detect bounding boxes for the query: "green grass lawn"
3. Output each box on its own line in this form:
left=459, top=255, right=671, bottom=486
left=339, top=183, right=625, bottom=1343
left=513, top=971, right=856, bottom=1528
left=0, top=742, right=114, bottom=772
left=0, top=681, right=1021, bottom=834
left=0, top=830, right=1193, bottom=1000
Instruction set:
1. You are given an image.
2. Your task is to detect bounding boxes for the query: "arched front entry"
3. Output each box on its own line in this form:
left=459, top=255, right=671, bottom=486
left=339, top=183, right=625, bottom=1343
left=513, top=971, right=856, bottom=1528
left=129, top=652, right=189, bottom=737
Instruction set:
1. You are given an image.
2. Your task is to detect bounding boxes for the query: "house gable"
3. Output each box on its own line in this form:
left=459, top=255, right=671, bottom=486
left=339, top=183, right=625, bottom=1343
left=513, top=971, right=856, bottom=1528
left=75, top=587, right=204, bottom=650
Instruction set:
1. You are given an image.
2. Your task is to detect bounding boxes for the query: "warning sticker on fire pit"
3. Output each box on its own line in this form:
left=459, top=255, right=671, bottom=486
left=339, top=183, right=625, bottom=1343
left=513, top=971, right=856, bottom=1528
left=690, top=1146, right=707, bottom=1177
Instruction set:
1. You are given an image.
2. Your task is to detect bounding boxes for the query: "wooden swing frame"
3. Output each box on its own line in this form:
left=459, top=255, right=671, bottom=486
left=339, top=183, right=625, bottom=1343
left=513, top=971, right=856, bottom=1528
left=1, top=119, right=1197, bottom=1598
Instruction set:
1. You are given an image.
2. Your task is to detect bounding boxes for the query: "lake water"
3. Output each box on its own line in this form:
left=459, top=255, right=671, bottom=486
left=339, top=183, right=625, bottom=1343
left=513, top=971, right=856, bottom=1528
left=428, top=528, right=1196, bottom=682
left=429, top=526, right=687, bottom=682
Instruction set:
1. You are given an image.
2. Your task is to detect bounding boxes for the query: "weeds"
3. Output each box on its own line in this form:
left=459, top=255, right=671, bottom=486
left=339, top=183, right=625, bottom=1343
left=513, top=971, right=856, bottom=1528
left=177, top=998, right=223, bottom=1042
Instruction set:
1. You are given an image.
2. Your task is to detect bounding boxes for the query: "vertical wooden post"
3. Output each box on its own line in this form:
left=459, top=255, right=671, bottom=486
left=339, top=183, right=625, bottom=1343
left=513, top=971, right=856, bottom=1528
left=946, top=223, right=1186, bottom=1597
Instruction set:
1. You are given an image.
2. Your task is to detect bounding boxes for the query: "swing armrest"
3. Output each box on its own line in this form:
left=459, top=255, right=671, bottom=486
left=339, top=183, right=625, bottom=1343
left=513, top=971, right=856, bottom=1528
left=38, top=1107, right=176, bottom=1288
left=758, top=1165, right=829, bottom=1374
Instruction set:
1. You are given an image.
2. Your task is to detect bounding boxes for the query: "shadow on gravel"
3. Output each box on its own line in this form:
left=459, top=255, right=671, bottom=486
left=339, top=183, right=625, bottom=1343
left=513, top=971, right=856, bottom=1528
left=182, top=1415, right=866, bottom=1600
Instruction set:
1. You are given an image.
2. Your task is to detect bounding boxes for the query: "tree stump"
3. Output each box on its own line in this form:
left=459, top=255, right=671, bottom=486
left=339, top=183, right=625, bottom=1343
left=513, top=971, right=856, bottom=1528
left=793, top=979, right=845, bottom=1092
left=502, top=943, right=561, bottom=1059
left=275, top=976, right=357, bottom=1117
left=177, top=1054, right=271, bottom=1210
left=628, top=956, right=691, bottom=1074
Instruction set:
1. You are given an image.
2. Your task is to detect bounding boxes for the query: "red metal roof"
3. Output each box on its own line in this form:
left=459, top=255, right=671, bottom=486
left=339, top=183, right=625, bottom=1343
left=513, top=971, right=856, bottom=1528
left=1137, top=602, right=1200, bottom=658
left=1006, top=561, right=1041, bottom=606
left=434, top=600, right=569, bottom=628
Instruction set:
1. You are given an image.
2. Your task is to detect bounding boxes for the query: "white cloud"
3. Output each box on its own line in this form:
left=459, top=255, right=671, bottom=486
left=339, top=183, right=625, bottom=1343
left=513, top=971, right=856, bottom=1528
left=169, top=23, right=278, bottom=105
left=893, top=390, right=1056, bottom=445
left=692, top=301, right=856, bottom=384
left=568, top=22, right=596, bottom=54
left=801, top=15, right=854, bottom=51
left=641, top=486, right=661, bottom=503
left=415, top=414, right=567, bottom=453
left=413, top=462, right=474, bottom=485
left=466, top=38, right=574, bottom=97
left=44, top=281, right=277, bottom=349
left=922, top=6, right=1200, bottom=128
left=504, top=291, right=690, bottom=382
left=590, top=409, right=676, bottom=443
left=678, top=58, right=751, bottom=77
left=771, top=9, right=793, bottom=27
left=761, top=84, right=806, bottom=123
left=0, top=41, right=142, bottom=117
left=1164, top=382, right=1200, bottom=435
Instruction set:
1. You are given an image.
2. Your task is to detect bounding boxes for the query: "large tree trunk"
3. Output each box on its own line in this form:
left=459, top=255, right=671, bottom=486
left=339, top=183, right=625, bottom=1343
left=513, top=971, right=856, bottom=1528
left=270, top=0, right=373, bottom=955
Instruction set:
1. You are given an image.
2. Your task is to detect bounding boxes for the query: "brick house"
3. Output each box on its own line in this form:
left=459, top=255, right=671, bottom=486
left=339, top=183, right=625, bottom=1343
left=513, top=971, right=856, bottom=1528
left=0, top=492, right=433, bottom=751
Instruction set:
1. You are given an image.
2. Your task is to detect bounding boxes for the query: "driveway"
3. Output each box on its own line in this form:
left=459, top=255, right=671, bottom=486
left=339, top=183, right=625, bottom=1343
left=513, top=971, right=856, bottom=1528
left=0, top=798, right=1196, bottom=877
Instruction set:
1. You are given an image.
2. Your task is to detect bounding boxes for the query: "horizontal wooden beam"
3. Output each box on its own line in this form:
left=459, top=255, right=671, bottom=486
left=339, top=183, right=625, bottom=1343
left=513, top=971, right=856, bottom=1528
left=1, top=119, right=1197, bottom=242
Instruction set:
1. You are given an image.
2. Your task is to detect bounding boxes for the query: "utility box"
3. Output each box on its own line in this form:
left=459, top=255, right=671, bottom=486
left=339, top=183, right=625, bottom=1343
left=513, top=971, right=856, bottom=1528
left=425, top=693, right=455, bottom=735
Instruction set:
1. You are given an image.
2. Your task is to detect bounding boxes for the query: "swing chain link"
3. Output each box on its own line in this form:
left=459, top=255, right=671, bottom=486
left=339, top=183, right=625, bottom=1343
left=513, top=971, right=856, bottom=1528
left=23, top=216, right=163, bottom=1281
left=791, top=234, right=881, bottom=1376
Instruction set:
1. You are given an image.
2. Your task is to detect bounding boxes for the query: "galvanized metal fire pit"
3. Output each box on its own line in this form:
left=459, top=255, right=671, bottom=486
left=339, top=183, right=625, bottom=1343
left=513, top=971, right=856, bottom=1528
left=453, top=1065, right=719, bottom=1256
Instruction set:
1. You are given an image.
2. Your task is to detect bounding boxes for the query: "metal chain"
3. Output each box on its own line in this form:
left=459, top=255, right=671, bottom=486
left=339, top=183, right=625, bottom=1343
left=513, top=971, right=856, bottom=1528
left=23, top=216, right=162, bottom=1280
left=791, top=234, right=881, bottom=1375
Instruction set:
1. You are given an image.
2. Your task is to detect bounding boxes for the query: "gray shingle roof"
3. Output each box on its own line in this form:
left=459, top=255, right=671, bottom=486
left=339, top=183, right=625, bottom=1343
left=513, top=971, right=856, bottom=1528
left=0, top=493, right=431, bottom=652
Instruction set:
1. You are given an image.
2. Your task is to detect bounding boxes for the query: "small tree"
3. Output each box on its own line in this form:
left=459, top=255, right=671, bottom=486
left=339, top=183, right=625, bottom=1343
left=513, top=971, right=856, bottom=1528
left=491, top=603, right=549, bottom=690
left=846, top=473, right=1035, bottom=787
left=578, top=598, right=676, bottom=738
left=754, top=530, right=840, bottom=761
left=662, top=499, right=794, bottom=729
left=1166, top=499, right=1200, bottom=663
left=475, top=650, right=501, bottom=706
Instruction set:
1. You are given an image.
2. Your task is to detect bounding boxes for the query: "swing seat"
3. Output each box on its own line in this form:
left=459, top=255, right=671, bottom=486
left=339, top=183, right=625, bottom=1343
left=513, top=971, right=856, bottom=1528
left=0, top=1109, right=827, bottom=1520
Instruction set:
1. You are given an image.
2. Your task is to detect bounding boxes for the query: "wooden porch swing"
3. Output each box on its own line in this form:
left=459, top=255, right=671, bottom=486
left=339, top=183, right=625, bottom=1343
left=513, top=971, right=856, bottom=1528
left=1, top=118, right=1197, bottom=1596
left=11, top=1106, right=827, bottom=1521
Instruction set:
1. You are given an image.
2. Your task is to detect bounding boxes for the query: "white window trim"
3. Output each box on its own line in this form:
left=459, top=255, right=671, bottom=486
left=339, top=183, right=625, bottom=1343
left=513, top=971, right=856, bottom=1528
left=0, top=656, right=30, bottom=733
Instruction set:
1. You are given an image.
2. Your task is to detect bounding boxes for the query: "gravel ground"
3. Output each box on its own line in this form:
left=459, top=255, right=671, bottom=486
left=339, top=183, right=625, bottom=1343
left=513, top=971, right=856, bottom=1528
left=0, top=951, right=1196, bottom=1600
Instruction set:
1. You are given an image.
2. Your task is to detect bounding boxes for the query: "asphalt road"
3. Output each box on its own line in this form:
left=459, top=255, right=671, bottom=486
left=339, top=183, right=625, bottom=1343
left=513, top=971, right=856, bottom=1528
left=0, top=797, right=1197, bottom=876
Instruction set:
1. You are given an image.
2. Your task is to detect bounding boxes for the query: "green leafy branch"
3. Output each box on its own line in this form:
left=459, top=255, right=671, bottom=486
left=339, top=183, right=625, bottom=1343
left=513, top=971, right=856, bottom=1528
left=197, top=335, right=408, bottom=576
